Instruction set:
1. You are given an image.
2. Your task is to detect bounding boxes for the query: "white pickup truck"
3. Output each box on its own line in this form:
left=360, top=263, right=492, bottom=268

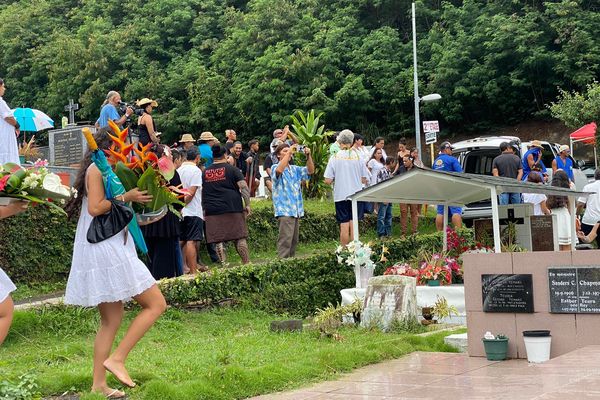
left=451, top=136, right=587, bottom=224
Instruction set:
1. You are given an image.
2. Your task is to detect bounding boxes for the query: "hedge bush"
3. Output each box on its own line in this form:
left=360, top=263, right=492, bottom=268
left=159, top=229, right=474, bottom=317
left=0, top=206, right=377, bottom=285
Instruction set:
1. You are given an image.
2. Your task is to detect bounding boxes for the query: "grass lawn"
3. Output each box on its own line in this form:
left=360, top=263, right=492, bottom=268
left=1, top=307, right=461, bottom=400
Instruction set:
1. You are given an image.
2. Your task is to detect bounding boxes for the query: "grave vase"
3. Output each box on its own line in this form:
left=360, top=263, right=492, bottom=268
left=354, top=265, right=374, bottom=289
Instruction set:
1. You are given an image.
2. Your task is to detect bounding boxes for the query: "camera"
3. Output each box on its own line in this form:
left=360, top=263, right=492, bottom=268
left=118, top=101, right=144, bottom=117
left=296, top=145, right=306, bottom=152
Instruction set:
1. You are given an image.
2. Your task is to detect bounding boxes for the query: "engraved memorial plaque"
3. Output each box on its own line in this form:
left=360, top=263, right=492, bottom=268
left=482, top=274, right=534, bottom=313
left=530, top=215, right=555, bottom=252
left=548, top=267, right=578, bottom=313
left=49, top=127, right=86, bottom=166
left=548, top=266, right=600, bottom=313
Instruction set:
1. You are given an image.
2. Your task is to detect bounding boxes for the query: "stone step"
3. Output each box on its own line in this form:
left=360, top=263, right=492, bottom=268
left=444, top=332, right=468, bottom=353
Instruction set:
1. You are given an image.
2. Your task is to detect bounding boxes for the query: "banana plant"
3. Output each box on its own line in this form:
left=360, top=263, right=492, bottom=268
left=289, top=109, right=334, bottom=199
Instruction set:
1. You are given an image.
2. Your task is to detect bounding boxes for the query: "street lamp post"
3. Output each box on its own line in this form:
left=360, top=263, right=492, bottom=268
left=412, top=2, right=421, bottom=159
left=412, top=2, right=441, bottom=159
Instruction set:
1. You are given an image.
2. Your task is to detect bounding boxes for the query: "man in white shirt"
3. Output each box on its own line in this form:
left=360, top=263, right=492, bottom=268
left=577, top=168, right=600, bottom=248
left=324, top=129, right=370, bottom=245
left=177, top=147, right=207, bottom=273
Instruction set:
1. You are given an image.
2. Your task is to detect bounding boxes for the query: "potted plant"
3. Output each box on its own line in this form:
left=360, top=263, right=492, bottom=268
left=416, top=252, right=452, bottom=286
left=432, top=295, right=459, bottom=322
left=420, top=306, right=436, bottom=325
left=482, top=332, right=509, bottom=361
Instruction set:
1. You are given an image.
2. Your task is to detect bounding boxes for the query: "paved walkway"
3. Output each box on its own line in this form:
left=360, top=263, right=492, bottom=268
left=250, top=346, right=600, bottom=399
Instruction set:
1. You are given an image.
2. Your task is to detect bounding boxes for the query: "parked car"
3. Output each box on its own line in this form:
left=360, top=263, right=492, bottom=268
left=451, top=136, right=587, bottom=224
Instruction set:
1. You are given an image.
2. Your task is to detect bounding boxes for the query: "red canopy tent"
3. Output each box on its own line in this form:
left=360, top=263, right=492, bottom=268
left=570, top=122, right=597, bottom=144
left=570, top=122, right=598, bottom=168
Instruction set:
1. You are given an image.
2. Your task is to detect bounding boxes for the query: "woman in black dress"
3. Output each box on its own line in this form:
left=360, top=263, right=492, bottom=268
left=141, top=145, right=183, bottom=279
left=136, top=98, right=159, bottom=146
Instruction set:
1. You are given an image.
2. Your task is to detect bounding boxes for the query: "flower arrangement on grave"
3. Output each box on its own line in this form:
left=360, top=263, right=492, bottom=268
left=85, top=121, right=184, bottom=216
left=383, top=262, right=419, bottom=278
left=336, top=240, right=382, bottom=288
left=415, top=251, right=452, bottom=286
left=0, top=159, right=74, bottom=215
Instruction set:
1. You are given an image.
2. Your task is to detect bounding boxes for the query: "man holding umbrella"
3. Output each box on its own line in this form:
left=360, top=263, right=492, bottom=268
left=0, top=78, right=19, bottom=164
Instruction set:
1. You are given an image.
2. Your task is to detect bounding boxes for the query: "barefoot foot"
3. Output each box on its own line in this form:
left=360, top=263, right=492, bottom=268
left=92, top=385, right=126, bottom=399
left=103, top=358, right=136, bottom=388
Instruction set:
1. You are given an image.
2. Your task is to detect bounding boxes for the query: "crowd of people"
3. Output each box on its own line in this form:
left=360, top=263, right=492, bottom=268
left=3, top=87, right=600, bottom=399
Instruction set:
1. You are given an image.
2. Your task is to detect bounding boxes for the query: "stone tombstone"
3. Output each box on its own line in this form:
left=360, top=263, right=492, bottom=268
left=530, top=215, right=556, bottom=252
left=361, top=275, right=418, bottom=331
left=481, top=274, right=534, bottom=313
left=49, top=126, right=90, bottom=166
left=549, top=266, right=600, bottom=313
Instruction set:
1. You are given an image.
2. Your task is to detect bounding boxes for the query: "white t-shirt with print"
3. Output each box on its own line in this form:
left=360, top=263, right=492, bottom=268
left=324, top=149, right=370, bottom=202
left=579, top=180, right=600, bottom=225
left=177, top=162, right=204, bottom=218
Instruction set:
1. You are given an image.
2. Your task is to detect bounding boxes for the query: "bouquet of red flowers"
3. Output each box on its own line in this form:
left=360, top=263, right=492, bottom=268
left=100, top=121, right=184, bottom=216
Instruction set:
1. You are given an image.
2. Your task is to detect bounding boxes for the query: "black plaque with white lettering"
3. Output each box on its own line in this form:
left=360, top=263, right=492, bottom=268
left=576, top=268, right=600, bottom=313
left=51, top=128, right=84, bottom=166
left=481, top=274, right=534, bottom=313
left=548, top=266, right=600, bottom=313
left=548, top=268, right=578, bottom=313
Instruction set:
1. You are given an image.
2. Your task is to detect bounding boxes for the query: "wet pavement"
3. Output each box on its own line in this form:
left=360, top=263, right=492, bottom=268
left=249, top=346, right=600, bottom=399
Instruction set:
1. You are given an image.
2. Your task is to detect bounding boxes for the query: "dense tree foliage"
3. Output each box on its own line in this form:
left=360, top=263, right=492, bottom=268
left=549, top=81, right=600, bottom=128
left=0, top=0, right=598, bottom=145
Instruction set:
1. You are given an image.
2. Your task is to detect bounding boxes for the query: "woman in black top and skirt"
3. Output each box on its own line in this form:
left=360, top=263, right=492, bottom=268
left=140, top=145, right=184, bottom=279
left=202, top=144, right=251, bottom=264
left=136, top=98, right=159, bottom=146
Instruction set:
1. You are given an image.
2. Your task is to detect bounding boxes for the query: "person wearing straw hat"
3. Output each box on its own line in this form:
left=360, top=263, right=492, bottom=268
left=198, top=131, right=218, bottom=168
left=136, top=98, right=159, bottom=146
left=179, top=133, right=196, bottom=152
left=522, top=140, right=547, bottom=182
left=552, top=144, right=574, bottom=185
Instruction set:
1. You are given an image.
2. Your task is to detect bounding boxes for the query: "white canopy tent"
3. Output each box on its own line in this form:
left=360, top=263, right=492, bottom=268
left=349, top=168, right=593, bottom=252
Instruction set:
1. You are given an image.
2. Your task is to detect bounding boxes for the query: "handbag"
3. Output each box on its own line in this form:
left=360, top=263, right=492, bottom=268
left=87, top=199, right=134, bottom=244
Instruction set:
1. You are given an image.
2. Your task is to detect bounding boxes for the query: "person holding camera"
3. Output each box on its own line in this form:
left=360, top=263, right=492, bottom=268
left=96, top=91, right=133, bottom=129
left=272, top=143, right=314, bottom=258
left=136, top=98, right=159, bottom=146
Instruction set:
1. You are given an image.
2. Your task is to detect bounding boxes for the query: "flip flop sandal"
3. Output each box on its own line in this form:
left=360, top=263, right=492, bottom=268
left=101, top=388, right=126, bottom=399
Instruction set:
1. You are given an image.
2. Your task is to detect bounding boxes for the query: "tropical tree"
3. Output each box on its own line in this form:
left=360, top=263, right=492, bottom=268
left=289, top=109, right=333, bottom=199
left=548, top=82, right=600, bottom=129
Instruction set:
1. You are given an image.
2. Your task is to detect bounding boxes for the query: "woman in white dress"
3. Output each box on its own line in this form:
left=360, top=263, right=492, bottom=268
left=0, top=78, right=20, bottom=165
left=546, top=170, right=572, bottom=251
left=0, top=200, right=29, bottom=345
left=64, top=130, right=166, bottom=399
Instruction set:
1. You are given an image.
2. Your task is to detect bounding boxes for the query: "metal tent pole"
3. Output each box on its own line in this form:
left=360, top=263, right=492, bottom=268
left=490, top=187, right=501, bottom=253
left=569, top=197, right=576, bottom=251
left=352, top=199, right=360, bottom=243
left=443, top=205, right=448, bottom=252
